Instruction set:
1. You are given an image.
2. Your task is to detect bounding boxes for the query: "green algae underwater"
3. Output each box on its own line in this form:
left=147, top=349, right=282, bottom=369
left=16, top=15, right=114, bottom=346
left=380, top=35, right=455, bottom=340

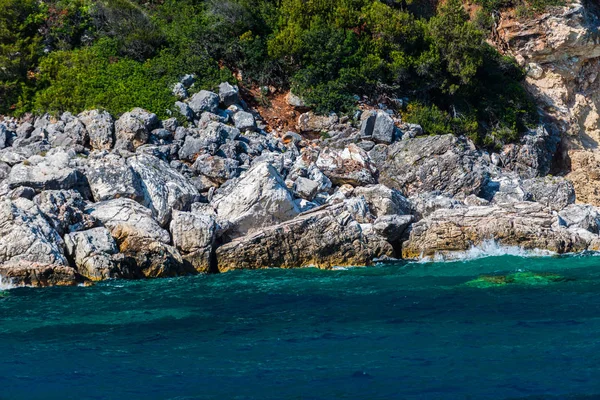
left=2, top=253, right=600, bottom=399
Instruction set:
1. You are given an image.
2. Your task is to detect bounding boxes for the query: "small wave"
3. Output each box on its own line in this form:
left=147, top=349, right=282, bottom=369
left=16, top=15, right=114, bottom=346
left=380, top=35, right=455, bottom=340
left=0, top=276, right=16, bottom=291
left=417, top=240, right=555, bottom=263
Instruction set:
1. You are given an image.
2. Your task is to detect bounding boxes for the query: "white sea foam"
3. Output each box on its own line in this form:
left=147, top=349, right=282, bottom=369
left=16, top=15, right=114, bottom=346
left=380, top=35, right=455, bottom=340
left=0, top=276, right=16, bottom=291
left=417, top=240, right=555, bottom=263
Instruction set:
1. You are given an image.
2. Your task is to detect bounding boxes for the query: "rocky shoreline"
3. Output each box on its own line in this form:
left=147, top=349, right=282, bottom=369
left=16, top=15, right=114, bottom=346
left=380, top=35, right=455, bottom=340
left=1, top=79, right=600, bottom=288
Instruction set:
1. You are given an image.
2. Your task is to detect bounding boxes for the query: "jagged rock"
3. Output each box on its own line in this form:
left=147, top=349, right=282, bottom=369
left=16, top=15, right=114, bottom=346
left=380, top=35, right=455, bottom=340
left=464, top=194, right=490, bottom=206
left=8, top=186, right=36, bottom=200
left=193, top=154, right=239, bottom=184
left=114, top=108, right=158, bottom=150
left=373, top=134, right=489, bottom=199
left=128, top=154, right=200, bottom=226
left=0, top=142, right=51, bottom=165
left=499, top=125, right=561, bottom=178
left=170, top=210, right=217, bottom=273
left=343, top=196, right=373, bottom=223
left=189, top=90, right=220, bottom=115
left=178, top=122, right=239, bottom=161
left=0, top=262, right=86, bottom=287
left=86, top=198, right=189, bottom=277
left=353, top=184, right=412, bottom=217
left=216, top=202, right=394, bottom=271
left=7, top=150, right=84, bottom=192
left=78, top=110, right=114, bottom=150
left=212, top=162, right=300, bottom=239
left=15, top=122, right=34, bottom=138
left=219, top=82, right=239, bottom=107
left=372, top=111, right=395, bottom=144
left=0, top=124, right=8, bottom=149
left=360, top=112, right=376, bottom=138
left=83, top=153, right=142, bottom=202
left=558, top=204, right=600, bottom=234
left=162, top=118, right=178, bottom=132
left=297, top=112, right=338, bottom=133
left=175, top=101, right=194, bottom=121
left=64, top=228, right=134, bottom=281
left=50, top=118, right=88, bottom=148
left=402, top=202, right=592, bottom=259
left=409, top=192, right=465, bottom=219
left=33, top=190, right=95, bottom=235
left=522, top=176, right=576, bottom=211
left=293, top=177, right=320, bottom=200
left=286, top=92, right=306, bottom=108
left=316, top=144, right=378, bottom=186
left=172, top=82, right=188, bottom=99
left=373, top=214, right=413, bottom=242
left=232, top=111, right=256, bottom=131
left=181, top=74, right=195, bottom=88
left=485, top=176, right=531, bottom=204
left=0, top=198, right=67, bottom=266
left=0, top=162, right=10, bottom=182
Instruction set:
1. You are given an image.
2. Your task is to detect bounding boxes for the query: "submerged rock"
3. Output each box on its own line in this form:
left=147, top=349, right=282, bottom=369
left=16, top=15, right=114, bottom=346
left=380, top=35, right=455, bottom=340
left=465, top=272, right=572, bottom=288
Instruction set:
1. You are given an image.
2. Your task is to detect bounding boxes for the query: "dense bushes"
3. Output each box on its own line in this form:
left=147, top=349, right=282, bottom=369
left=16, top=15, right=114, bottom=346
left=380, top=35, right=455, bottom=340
left=0, top=0, right=561, bottom=144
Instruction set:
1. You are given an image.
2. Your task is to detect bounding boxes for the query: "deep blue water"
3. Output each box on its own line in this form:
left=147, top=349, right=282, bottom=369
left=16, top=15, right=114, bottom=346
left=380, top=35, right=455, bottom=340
left=2, top=255, right=600, bottom=399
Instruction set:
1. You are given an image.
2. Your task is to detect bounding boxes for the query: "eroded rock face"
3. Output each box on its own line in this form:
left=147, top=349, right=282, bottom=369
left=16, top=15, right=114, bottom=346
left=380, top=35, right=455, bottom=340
left=316, top=144, right=378, bottom=186
left=402, top=202, right=592, bottom=259
left=64, top=228, right=133, bottom=281
left=373, top=135, right=490, bottom=199
left=33, top=190, right=95, bottom=235
left=114, top=108, right=158, bottom=150
left=353, top=184, right=412, bottom=217
left=78, top=110, right=114, bottom=150
left=212, top=162, right=300, bottom=239
left=7, top=150, right=84, bottom=192
left=170, top=210, right=217, bottom=273
left=86, top=198, right=189, bottom=277
left=0, top=262, right=86, bottom=287
left=128, top=154, right=200, bottom=226
left=83, top=153, right=143, bottom=202
left=0, top=198, right=67, bottom=266
left=495, top=0, right=600, bottom=201
left=216, top=202, right=394, bottom=272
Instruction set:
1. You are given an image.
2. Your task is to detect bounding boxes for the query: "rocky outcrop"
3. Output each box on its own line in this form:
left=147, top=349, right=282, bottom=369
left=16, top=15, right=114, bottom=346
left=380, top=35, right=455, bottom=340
left=127, top=154, right=200, bottom=226
left=316, top=144, right=378, bottom=186
left=0, top=198, right=67, bottom=266
left=402, top=202, right=593, bottom=259
left=216, top=202, right=394, bottom=272
left=7, top=150, right=85, bottom=192
left=114, top=108, right=158, bottom=150
left=495, top=0, right=600, bottom=201
left=169, top=210, right=218, bottom=273
left=33, top=190, right=95, bottom=235
left=0, top=262, right=87, bottom=287
left=373, top=134, right=490, bottom=198
left=86, top=198, right=189, bottom=278
left=78, top=110, right=114, bottom=150
left=64, top=228, right=134, bottom=281
left=212, top=162, right=300, bottom=239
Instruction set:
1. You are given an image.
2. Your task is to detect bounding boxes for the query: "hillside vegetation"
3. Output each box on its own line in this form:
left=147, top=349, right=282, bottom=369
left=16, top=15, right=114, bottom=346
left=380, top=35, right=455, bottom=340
left=0, top=0, right=562, bottom=145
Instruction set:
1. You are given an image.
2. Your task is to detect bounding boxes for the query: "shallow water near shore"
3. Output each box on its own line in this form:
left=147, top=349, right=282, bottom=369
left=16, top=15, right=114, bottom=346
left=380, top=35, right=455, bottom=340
left=2, top=254, right=600, bottom=399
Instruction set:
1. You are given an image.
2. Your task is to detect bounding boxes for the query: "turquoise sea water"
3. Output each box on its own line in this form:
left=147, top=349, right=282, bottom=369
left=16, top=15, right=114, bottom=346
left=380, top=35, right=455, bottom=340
left=2, top=254, right=600, bottom=399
